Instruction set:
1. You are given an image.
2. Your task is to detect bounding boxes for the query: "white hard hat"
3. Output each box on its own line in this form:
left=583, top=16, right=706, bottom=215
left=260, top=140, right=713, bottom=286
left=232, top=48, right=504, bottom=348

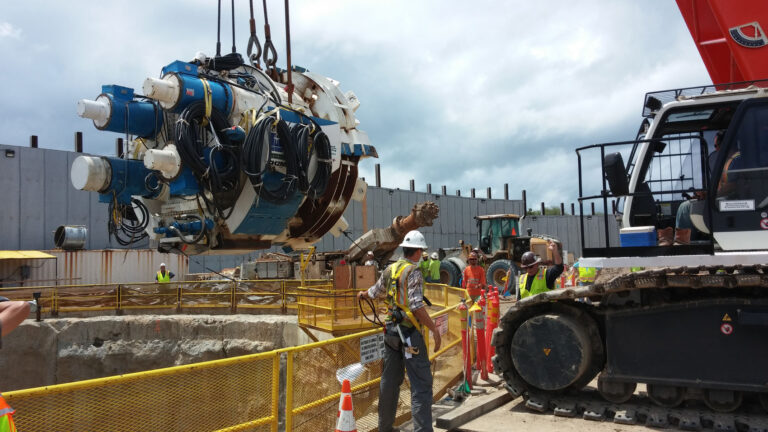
left=366, top=251, right=374, bottom=256
left=431, top=252, right=438, bottom=260
left=160, top=262, right=166, bottom=267
left=399, top=230, right=428, bottom=249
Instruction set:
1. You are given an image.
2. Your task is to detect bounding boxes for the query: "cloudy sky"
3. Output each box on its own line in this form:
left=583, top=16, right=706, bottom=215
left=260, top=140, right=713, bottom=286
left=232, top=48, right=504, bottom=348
left=0, top=1, right=710, bottom=208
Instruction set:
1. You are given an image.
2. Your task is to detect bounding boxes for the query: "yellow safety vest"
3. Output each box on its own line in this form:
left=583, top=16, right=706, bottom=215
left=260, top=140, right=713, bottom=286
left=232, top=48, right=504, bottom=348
left=578, top=266, right=597, bottom=283
left=157, top=271, right=171, bottom=283
left=519, top=268, right=550, bottom=298
left=630, top=267, right=644, bottom=272
left=385, top=260, right=420, bottom=330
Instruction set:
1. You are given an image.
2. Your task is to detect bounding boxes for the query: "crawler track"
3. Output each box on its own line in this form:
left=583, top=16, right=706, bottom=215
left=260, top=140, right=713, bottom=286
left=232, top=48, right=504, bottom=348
left=520, top=388, right=768, bottom=431
left=492, top=265, right=768, bottom=428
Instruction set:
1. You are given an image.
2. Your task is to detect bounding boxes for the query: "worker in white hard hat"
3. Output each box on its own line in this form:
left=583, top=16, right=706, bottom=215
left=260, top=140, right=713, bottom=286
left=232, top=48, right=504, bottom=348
left=357, top=229, right=441, bottom=432
left=364, top=251, right=379, bottom=271
left=426, top=252, right=441, bottom=283
left=155, top=263, right=175, bottom=283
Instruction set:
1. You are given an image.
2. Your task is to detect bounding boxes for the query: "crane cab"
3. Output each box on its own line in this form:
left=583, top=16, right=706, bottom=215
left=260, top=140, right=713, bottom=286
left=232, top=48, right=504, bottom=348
left=580, top=82, right=768, bottom=254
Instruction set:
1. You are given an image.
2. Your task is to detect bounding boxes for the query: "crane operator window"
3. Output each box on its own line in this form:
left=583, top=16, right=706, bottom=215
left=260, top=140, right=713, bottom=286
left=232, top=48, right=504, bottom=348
left=715, top=103, right=768, bottom=208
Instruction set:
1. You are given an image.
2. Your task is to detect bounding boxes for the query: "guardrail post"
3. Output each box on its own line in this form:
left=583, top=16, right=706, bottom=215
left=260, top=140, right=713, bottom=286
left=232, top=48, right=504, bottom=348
left=281, top=281, right=287, bottom=315
left=285, top=351, right=294, bottom=432
left=176, top=283, right=182, bottom=313
left=116, top=284, right=123, bottom=316
left=231, top=280, right=237, bottom=313
left=272, top=353, right=280, bottom=432
left=53, top=287, right=59, bottom=317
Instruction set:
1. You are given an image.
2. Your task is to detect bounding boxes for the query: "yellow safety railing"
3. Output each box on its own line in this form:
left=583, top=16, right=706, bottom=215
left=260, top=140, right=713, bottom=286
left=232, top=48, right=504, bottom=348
left=3, top=283, right=467, bottom=432
left=285, top=283, right=465, bottom=431
left=0, top=279, right=329, bottom=316
left=5, top=350, right=280, bottom=432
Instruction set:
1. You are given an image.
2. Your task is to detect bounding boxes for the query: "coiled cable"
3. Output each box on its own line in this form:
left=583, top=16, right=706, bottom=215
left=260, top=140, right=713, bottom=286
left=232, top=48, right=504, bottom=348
left=292, top=122, right=333, bottom=200
left=175, top=101, right=240, bottom=217
left=108, top=198, right=150, bottom=246
left=242, top=113, right=298, bottom=204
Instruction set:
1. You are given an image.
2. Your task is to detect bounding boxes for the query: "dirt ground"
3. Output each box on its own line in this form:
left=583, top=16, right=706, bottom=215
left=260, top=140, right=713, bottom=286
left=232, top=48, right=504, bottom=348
left=457, top=397, right=647, bottom=432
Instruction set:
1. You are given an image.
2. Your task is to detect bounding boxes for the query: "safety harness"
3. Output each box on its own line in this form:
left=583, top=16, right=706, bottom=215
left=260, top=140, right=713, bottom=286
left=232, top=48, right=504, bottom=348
left=386, top=260, right=421, bottom=331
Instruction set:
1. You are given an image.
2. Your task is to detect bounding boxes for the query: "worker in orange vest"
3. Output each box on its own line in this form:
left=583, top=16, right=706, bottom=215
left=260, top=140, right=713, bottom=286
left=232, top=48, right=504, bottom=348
left=462, top=252, right=486, bottom=301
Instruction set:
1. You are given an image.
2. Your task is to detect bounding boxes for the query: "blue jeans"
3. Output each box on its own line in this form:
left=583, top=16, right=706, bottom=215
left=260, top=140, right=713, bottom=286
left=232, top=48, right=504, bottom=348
left=676, top=200, right=694, bottom=230
left=379, top=325, right=433, bottom=432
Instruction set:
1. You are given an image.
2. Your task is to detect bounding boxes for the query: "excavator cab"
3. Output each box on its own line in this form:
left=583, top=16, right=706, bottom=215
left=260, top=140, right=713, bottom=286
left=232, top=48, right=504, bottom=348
left=477, top=215, right=520, bottom=256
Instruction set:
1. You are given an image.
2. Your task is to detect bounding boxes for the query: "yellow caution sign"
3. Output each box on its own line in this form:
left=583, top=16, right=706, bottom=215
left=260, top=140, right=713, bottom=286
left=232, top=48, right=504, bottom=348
left=543, top=348, right=551, bottom=356
left=722, top=313, right=732, bottom=322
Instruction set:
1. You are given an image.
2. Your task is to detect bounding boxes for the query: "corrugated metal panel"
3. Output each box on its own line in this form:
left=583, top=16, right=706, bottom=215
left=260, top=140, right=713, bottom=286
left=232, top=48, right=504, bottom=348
left=0, top=257, right=58, bottom=287
left=19, top=147, right=45, bottom=250
left=52, top=249, right=188, bottom=285
left=43, top=150, right=70, bottom=250
left=0, top=145, right=20, bottom=249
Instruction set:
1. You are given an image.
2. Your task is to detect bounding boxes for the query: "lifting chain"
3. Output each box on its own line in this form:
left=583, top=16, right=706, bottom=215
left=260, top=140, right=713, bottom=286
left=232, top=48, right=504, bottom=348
left=247, top=0, right=262, bottom=68
left=261, top=0, right=279, bottom=81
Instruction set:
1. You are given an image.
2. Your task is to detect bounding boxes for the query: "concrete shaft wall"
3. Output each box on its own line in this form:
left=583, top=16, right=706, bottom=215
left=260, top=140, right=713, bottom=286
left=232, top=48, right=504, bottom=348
left=0, top=314, right=301, bottom=391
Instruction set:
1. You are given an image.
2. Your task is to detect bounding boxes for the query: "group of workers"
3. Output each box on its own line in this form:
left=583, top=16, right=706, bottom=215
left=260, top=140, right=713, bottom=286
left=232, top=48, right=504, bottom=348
left=356, top=227, right=604, bottom=432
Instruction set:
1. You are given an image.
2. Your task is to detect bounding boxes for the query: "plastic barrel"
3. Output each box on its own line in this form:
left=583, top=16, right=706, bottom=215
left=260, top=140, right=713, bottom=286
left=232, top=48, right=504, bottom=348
left=54, top=226, right=87, bottom=250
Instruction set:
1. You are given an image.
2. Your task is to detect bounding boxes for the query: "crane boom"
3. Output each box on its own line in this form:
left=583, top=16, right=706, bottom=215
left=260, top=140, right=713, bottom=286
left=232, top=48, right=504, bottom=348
left=677, top=0, right=768, bottom=84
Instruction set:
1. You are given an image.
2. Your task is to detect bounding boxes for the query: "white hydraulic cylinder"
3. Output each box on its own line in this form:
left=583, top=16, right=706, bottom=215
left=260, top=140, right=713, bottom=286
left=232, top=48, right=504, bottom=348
left=144, top=144, right=181, bottom=179
left=143, top=76, right=180, bottom=107
left=71, top=156, right=111, bottom=192
left=77, top=98, right=110, bottom=125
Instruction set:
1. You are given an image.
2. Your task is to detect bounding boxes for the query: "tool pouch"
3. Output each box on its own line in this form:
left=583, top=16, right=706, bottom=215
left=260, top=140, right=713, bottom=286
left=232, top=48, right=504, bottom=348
left=384, top=331, right=402, bottom=351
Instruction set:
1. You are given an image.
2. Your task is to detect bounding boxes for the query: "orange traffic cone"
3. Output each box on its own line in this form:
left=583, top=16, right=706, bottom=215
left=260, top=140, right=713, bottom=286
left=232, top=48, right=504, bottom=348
left=338, top=379, right=352, bottom=417
left=335, top=394, right=357, bottom=432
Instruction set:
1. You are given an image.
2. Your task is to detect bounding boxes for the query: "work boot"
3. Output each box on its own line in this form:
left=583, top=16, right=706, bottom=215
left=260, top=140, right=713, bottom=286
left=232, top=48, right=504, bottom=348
left=657, top=227, right=674, bottom=246
left=674, top=228, right=691, bottom=245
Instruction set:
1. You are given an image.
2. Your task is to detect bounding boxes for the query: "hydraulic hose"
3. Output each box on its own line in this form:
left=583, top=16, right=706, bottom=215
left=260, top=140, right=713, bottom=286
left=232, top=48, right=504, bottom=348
left=108, top=198, right=150, bottom=246
left=292, top=122, right=333, bottom=200
left=307, top=128, right=332, bottom=199
left=167, top=214, right=207, bottom=245
left=175, top=101, right=240, bottom=216
left=242, top=113, right=298, bottom=204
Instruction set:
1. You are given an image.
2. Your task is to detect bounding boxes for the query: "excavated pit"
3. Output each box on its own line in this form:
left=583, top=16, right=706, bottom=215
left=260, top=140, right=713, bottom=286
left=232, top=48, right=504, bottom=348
left=0, top=314, right=310, bottom=391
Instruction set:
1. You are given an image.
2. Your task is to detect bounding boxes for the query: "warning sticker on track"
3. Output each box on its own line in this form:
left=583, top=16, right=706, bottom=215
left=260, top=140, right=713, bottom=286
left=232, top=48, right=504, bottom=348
left=543, top=348, right=552, bottom=356
left=761, top=218, right=768, bottom=230
left=722, top=313, right=732, bottom=322
left=720, top=323, right=734, bottom=335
